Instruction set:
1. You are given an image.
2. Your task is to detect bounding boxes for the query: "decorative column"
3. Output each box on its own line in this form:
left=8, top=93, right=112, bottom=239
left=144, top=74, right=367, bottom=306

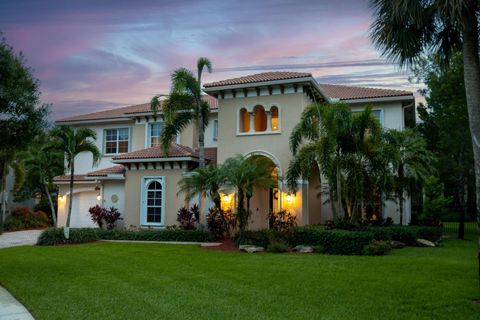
left=266, top=111, right=272, bottom=131
left=249, top=111, right=255, bottom=132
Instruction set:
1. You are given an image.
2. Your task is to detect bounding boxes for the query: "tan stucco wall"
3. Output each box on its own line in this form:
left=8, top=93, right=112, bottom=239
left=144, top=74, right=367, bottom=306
left=124, top=168, right=187, bottom=228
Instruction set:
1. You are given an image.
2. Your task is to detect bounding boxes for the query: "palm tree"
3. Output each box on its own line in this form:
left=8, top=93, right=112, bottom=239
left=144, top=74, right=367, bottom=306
left=21, top=135, right=64, bottom=226
left=369, top=0, right=480, bottom=280
left=222, top=155, right=276, bottom=240
left=383, top=129, right=435, bottom=225
left=151, top=57, right=212, bottom=168
left=178, top=165, right=223, bottom=210
left=51, top=126, right=101, bottom=230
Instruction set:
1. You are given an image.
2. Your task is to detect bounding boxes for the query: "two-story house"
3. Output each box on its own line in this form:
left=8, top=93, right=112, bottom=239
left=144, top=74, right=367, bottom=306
left=54, top=71, right=415, bottom=229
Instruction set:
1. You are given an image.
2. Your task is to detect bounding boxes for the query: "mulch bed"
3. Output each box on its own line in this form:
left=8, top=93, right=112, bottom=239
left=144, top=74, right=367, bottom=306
left=203, top=239, right=239, bottom=252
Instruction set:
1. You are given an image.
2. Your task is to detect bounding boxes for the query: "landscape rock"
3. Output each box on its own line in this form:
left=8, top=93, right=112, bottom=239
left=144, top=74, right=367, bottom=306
left=239, top=245, right=265, bottom=253
left=390, top=240, right=405, bottom=249
left=416, top=239, right=436, bottom=247
left=293, top=245, right=314, bottom=253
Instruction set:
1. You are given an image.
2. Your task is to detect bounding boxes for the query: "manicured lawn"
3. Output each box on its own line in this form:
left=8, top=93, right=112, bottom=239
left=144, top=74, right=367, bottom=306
left=0, top=237, right=479, bottom=320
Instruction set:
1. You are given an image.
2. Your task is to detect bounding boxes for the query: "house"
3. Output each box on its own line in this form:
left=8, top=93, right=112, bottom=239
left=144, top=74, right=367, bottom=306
left=54, top=71, right=415, bottom=229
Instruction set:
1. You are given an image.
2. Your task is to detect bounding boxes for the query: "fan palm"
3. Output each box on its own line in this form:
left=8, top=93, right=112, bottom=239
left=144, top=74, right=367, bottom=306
left=21, top=135, right=64, bottom=226
left=222, top=155, right=276, bottom=239
left=178, top=165, right=223, bottom=210
left=51, top=126, right=101, bottom=229
left=383, top=129, right=435, bottom=225
left=151, top=57, right=212, bottom=168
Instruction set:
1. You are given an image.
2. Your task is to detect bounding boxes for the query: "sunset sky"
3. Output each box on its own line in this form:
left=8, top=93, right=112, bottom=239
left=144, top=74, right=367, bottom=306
left=0, top=0, right=422, bottom=120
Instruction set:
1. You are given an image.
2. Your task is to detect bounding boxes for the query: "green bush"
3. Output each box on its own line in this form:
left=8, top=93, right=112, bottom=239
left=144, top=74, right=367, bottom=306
left=362, top=240, right=392, bottom=256
left=368, top=226, right=442, bottom=245
left=267, top=242, right=290, bottom=253
left=238, top=229, right=287, bottom=248
left=96, top=228, right=214, bottom=242
left=291, top=226, right=374, bottom=255
left=37, top=228, right=99, bottom=245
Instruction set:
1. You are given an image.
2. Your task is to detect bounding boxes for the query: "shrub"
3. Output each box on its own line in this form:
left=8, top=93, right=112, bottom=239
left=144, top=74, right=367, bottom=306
left=37, top=228, right=99, bottom=245
left=176, top=205, right=199, bottom=230
left=291, top=226, right=374, bottom=255
left=88, top=206, right=123, bottom=229
left=89, top=205, right=104, bottom=228
left=206, top=207, right=236, bottom=239
left=238, top=229, right=287, bottom=248
left=267, top=242, right=290, bottom=253
left=268, top=210, right=297, bottom=232
left=3, top=207, right=50, bottom=231
left=368, top=226, right=442, bottom=245
left=103, top=207, right=122, bottom=229
left=362, top=240, right=392, bottom=256
left=96, top=228, right=215, bottom=242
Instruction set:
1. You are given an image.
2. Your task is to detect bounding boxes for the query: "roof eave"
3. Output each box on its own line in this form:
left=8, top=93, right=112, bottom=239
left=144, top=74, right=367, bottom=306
left=111, top=156, right=198, bottom=163
left=341, top=95, right=414, bottom=104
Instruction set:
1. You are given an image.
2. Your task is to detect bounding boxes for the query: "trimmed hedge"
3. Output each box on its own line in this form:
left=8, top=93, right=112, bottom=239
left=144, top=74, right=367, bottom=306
left=37, top=228, right=214, bottom=246
left=368, top=226, right=442, bottom=245
left=291, top=227, right=374, bottom=255
left=96, top=229, right=214, bottom=242
left=238, top=229, right=287, bottom=248
left=37, top=228, right=99, bottom=245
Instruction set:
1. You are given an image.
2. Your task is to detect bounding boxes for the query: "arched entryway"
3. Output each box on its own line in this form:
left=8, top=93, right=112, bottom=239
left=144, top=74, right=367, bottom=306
left=243, top=151, right=281, bottom=230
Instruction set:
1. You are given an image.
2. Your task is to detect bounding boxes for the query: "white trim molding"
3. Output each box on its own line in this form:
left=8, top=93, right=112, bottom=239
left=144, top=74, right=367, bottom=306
left=140, top=176, right=166, bottom=227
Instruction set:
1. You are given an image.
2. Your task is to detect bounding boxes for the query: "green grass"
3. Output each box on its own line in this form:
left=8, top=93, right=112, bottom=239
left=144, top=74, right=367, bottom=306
left=0, top=237, right=479, bottom=320
left=443, top=222, right=477, bottom=234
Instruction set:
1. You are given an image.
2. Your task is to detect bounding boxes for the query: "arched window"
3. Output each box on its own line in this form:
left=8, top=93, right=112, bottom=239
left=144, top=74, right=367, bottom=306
left=270, top=106, right=279, bottom=131
left=253, top=105, right=267, bottom=132
left=239, top=108, right=250, bottom=132
left=146, top=180, right=162, bottom=223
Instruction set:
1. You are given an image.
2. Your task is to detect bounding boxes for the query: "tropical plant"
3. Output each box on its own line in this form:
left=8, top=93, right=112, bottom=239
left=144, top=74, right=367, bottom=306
left=418, top=176, right=452, bottom=226
left=0, top=35, right=48, bottom=228
left=176, top=204, right=199, bottom=230
left=416, top=53, right=474, bottom=239
left=151, top=57, right=212, bottom=168
left=369, top=0, right=480, bottom=282
left=51, top=126, right=101, bottom=230
left=20, top=134, right=64, bottom=226
left=177, top=165, right=223, bottom=210
left=383, top=129, right=435, bottom=225
left=221, top=155, right=276, bottom=240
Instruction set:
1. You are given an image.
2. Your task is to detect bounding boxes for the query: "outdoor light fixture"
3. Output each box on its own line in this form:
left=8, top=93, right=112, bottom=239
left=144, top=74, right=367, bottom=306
left=95, top=186, right=101, bottom=201
left=285, top=193, right=294, bottom=205
left=96, top=195, right=102, bottom=201
left=222, top=194, right=231, bottom=203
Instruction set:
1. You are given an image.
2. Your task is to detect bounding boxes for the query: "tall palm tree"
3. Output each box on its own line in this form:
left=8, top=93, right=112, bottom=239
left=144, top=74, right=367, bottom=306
left=178, top=165, right=223, bottom=210
left=151, top=57, right=212, bottom=168
left=369, top=0, right=480, bottom=280
left=222, top=155, right=276, bottom=240
left=383, top=129, right=435, bottom=225
left=21, top=135, right=64, bottom=226
left=51, top=126, right=101, bottom=230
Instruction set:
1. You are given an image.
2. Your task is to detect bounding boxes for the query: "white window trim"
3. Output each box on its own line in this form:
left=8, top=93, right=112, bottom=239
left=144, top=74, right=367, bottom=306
left=352, top=107, right=384, bottom=127
left=144, top=122, right=181, bottom=148
left=140, top=176, right=166, bottom=227
left=213, top=119, right=218, bottom=141
left=103, top=127, right=131, bottom=155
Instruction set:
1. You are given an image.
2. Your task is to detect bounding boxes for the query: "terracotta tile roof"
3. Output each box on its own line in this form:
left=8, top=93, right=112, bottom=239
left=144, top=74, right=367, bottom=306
left=53, top=174, right=95, bottom=182
left=57, top=96, right=218, bottom=123
left=112, top=144, right=218, bottom=164
left=112, top=143, right=199, bottom=161
left=204, top=71, right=312, bottom=88
left=86, top=166, right=125, bottom=177
left=319, top=84, right=413, bottom=101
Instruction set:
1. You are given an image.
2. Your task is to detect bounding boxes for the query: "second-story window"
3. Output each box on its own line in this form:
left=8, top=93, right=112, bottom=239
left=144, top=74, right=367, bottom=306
left=213, top=119, right=218, bottom=141
left=105, top=128, right=129, bottom=154
left=149, top=122, right=164, bottom=147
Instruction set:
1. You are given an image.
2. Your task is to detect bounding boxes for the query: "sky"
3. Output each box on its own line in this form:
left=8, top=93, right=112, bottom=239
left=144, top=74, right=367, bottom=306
left=0, top=0, right=423, bottom=120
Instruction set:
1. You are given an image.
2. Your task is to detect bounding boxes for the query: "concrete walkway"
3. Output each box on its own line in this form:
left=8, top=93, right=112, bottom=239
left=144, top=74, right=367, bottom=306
left=0, top=230, right=43, bottom=249
left=0, top=286, right=34, bottom=320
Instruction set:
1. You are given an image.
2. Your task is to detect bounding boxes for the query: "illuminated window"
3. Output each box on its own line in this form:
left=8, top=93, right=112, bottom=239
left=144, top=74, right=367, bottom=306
left=105, top=128, right=129, bottom=154
left=254, top=105, right=267, bottom=132
left=240, top=108, right=250, bottom=132
left=270, top=106, right=279, bottom=131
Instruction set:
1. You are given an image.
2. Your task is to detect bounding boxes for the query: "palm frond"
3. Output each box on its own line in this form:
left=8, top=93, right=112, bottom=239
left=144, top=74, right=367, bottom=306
left=197, top=57, right=212, bottom=84
left=160, top=112, right=193, bottom=154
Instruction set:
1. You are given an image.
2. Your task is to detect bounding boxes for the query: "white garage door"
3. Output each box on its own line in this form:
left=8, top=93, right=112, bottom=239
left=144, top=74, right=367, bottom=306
left=70, top=191, right=98, bottom=228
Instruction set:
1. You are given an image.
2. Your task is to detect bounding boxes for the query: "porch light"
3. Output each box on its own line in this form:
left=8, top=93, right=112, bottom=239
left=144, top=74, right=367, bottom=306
left=96, top=195, right=102, bottom=201
left=58, top=195, right=66, bottom=203
left=285, top=193, right=295, bottom=205
left=220, top=193, right=234, bottom=211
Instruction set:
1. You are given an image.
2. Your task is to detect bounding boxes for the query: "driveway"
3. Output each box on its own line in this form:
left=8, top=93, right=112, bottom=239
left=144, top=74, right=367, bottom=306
left=0, top=230, right=43, bottom=249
